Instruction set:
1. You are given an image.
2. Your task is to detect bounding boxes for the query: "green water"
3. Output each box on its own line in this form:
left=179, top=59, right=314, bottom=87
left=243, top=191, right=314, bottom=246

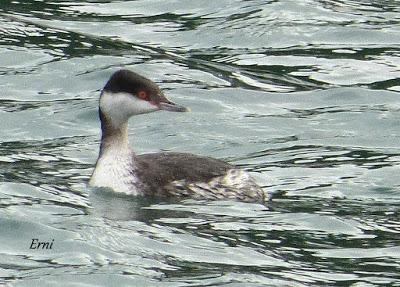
left=1, top=0, right=399, bottom=286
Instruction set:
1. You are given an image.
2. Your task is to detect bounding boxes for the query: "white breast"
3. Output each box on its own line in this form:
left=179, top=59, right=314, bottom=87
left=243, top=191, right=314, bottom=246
left=89, top=148, right=140, bottom=195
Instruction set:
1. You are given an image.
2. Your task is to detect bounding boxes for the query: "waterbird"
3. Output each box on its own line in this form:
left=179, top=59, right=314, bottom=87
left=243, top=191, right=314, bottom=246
left=90, top=69, right=265, bottom=202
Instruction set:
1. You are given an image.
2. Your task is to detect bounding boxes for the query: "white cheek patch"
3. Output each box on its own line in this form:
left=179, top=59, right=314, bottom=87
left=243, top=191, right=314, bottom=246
left=100, top=91, right=159, bottom=127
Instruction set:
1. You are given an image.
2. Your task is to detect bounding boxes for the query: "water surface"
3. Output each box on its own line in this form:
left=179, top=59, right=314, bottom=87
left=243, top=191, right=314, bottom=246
left=0, top=0, right=399, bottom=286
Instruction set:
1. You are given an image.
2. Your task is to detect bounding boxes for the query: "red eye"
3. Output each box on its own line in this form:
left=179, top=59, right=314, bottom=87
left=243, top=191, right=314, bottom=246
left=138, top=91, right=148, bottom=100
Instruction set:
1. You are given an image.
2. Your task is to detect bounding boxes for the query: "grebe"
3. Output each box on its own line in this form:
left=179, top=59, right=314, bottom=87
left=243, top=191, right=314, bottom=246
left=90, top=69, right=265, bottom=202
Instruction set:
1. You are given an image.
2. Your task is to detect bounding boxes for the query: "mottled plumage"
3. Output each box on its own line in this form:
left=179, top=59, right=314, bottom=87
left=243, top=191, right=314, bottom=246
left=90, top=69, right=265, bottom=202
left=136, top=152, right=265, bottom=202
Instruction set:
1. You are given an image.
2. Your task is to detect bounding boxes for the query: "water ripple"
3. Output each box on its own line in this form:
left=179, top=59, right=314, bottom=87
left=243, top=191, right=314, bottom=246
left=1, top=0, right=400, bottom=286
